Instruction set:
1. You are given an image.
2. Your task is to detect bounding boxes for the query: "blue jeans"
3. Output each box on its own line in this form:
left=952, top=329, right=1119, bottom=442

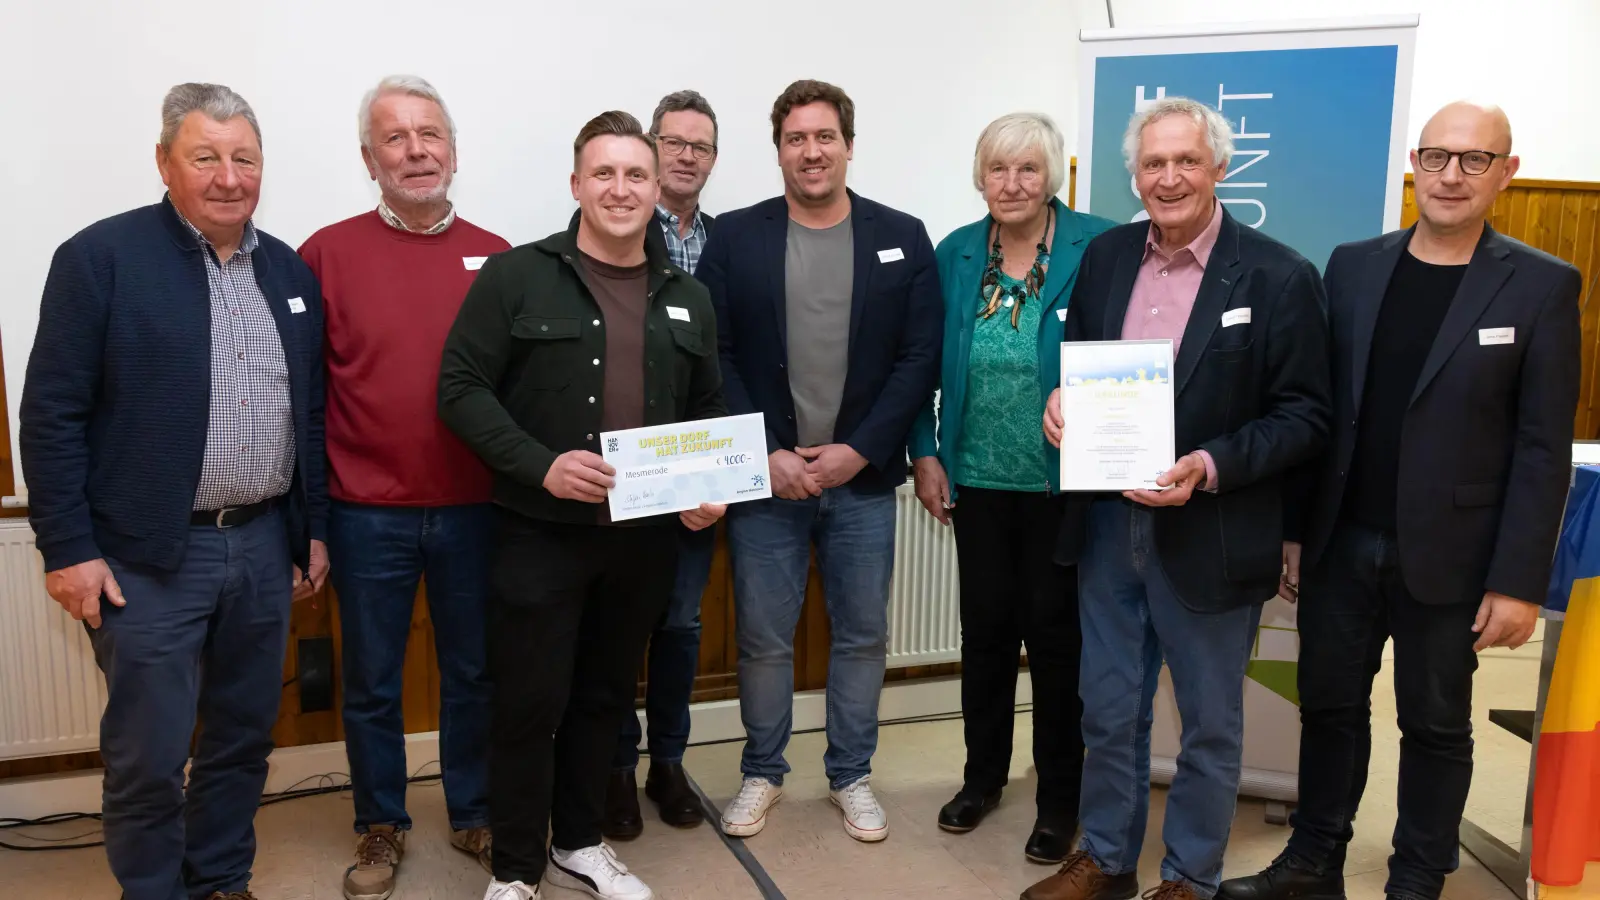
left=328, top=501, right=494, bottom=832
left=615, top=523, right=715, bottom=769
left=90, top=509, right=292, bottom=900
left=1077, top=500, right=1263, bottom=898
left=729, top=488, right=896, bottom=790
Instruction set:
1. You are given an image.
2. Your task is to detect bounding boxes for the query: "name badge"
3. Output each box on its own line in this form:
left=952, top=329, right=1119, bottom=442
left=877, top=248, right=905, bottom=263
left=1057, top=308, right=1069, bottom=322
left=1221, top=307, right=1251, bottom=328
left=666, top=306, right=691, bottom=322
left=286, top=297, right=306, bottom=314
left=1479, top=327, right=1515, bottom=346
left=463, top=256, right=488, bottom=271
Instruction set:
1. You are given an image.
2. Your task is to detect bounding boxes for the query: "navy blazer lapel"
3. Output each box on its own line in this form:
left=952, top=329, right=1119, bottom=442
left=1409, top=226, right=1515, bottom=406
left=763, top=200, right=790, bottom=353
left=1172, top=213, right=1242, bottom=397
left=848, top=190, right=876, bottom=347
left=1350, top=228, right=1410, bottom=415
left=1102, top=229, right=1143, bottom=340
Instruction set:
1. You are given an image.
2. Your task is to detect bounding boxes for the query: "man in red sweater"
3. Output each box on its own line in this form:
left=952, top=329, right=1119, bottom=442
left=298, top=75, right=510, bottom=900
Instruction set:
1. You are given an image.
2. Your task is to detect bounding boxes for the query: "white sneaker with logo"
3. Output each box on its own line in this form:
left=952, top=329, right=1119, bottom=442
left=830, top=776, right=889, bottom=842
left=483, top=879, right=540, bottom=900
left=720, top=777, right=783, bottom=837
left=546, top=843, right=653, bottom=900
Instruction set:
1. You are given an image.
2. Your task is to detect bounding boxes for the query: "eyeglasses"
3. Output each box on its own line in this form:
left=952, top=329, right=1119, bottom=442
left=1416, top=147, right=1510, bottom=176
left=655, top=135, right=716, bottom=161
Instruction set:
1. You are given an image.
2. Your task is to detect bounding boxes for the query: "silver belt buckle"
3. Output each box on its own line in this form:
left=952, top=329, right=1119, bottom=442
left=215, top=507, right=233, bottom=528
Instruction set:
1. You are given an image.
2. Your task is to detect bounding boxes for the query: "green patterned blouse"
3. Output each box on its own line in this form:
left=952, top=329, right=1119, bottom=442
left=954, top=271, right=1050, bottom=492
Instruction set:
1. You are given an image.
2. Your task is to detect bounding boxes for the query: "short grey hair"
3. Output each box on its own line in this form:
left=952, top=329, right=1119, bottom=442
left=1122, top=96, right=1234, bottom=175
left=160, top=83, right=261, bottom=150
left=650, top=90, right=718, bottom=146
left=972, top=112, right=1068, bottom=196
left=359, top=75, right=456, bottom=149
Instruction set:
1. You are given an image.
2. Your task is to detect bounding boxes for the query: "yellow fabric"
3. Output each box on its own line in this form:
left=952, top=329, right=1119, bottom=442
left=1544, top=577, right=1600, bottom=735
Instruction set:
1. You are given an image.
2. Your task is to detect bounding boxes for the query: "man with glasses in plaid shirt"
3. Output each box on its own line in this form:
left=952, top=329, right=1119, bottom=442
left=602, top=89, right=724, bottom=841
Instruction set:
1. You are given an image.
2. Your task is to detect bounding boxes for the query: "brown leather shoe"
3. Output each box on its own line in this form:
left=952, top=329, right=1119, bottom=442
left=450, top=825, right=493, bottom=874
left=1142, top=881, right=1202, bottom=900
left=342, top=824, right=405, bottom=900
left=1021, top=850, right=1140, bottom=900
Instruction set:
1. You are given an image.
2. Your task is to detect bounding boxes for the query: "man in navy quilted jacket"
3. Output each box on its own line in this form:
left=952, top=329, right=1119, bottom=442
left=19, top=83, right=329, bottom=900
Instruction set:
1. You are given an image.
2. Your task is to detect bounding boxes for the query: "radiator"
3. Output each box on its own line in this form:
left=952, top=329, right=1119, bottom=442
left=0, top=489, right=966, bottom=760
left=886, top=482, right=962, bottom=668
left=0, top=521, right=106, bottom=761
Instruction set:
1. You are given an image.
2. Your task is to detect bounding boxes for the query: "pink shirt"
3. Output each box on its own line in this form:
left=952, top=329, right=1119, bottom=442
left=1121, top=201, right=1225, bottom=490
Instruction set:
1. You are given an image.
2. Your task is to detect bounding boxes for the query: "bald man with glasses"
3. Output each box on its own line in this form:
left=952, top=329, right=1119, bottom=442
left=1220, top=101, right=1582, bottom=900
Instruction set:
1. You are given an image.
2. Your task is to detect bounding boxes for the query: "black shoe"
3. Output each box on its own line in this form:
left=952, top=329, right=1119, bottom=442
left=644, top=761, right=704, bottom=827
left=1218, top=854, right=1345, bottom=900
left=1024, top=821, right=1076, bottom=864
left=937, top=787, right=1001, bottom=833
left=602, top=768, right=644, bottom=841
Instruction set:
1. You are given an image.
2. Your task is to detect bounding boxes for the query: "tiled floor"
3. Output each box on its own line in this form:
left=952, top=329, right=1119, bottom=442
left=0, top=638, right=1550, bottom=899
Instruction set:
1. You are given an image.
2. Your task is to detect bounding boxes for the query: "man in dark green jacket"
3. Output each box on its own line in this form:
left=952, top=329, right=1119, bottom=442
left=438, top=110, right=726, bottom=900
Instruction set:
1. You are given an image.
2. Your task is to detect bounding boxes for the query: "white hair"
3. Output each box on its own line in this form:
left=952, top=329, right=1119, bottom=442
left=1122, top=96, right=1234, bottom=175
left=359, top=75, right=456, bottom=149
left=161, top=83, right=261, bottom=149
left=972, top=112, right=1069, bottom=197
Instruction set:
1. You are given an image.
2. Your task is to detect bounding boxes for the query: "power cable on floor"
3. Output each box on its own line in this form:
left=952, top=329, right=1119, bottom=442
left=0, top=704, right=1035, bottom=853
left=0, top=761, right=443, bottom=851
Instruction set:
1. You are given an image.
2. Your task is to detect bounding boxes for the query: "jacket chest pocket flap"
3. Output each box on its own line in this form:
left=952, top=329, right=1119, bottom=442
left=668, top=322, right=709, bottom=357
left=512, top=315, right=582, bottom=389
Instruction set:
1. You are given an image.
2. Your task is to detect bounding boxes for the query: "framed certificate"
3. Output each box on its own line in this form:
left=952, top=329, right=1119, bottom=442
left=600, top=413, right=773, bottom=521
left=1058, top=339, right=1176, bottom=491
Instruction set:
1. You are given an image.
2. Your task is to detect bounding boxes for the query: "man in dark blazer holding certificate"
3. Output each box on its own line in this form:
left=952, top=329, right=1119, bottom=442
left=1030, top=97, right=1331, bottom=900
left=1221, top=101, right=1581, bottom=900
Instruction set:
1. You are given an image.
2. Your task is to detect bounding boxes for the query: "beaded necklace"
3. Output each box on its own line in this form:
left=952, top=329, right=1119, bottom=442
left=978, top=205, right=1053, bottom=329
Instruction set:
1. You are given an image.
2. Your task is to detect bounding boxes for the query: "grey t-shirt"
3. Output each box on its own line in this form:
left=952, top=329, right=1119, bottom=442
left=785, top=217, right=854, bottom=448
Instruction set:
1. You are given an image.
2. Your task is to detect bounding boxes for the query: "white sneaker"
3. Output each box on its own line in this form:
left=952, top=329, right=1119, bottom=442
left=830, top=776, right=889, bottom=842
left=546, top=843, right=653, bottom=900
left=483, top=880, right=540, bottom=900
left=720, top=777, right=783, bottom=837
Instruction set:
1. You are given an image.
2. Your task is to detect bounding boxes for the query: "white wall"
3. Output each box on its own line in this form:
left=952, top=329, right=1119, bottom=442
left=0, top=0, right=1083, bottom=493
left=1072, top=0, right=1600, bottom=181
left=3, top=1, right=1595, bottom=493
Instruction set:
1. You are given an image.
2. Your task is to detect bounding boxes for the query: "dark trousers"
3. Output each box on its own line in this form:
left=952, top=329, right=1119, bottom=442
left=89, top=510, right=292, bottom=900
left=487, top=511, right=676, bottom=884
left=328, top=501, right=494, bottom=833
left=614, top=523, right=716, bottom=769
left=1288, top=522, right=1481, bottom=900
left=951, top=486, right=1083, bottom=825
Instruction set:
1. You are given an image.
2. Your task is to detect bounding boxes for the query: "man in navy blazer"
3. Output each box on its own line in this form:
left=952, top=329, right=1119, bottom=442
left=20, top=84, right=327, bottom=900
left=1221, top=102, right=1581, bottom=900
left=699, top=80, right=942, bottom=844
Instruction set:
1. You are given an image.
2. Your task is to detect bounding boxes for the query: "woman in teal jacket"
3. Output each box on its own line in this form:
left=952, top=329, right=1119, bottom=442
left=907, top=112, right=1115, bottom=864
